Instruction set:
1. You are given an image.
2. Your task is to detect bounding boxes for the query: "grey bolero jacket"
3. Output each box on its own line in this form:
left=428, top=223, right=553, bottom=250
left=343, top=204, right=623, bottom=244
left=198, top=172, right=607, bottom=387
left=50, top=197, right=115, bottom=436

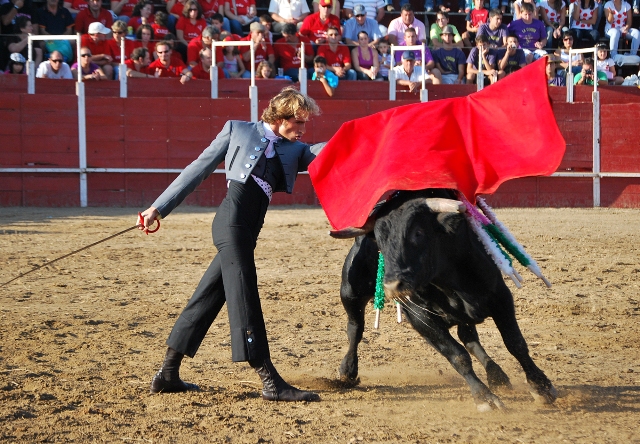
left=152, top=120, right=325, bottom=218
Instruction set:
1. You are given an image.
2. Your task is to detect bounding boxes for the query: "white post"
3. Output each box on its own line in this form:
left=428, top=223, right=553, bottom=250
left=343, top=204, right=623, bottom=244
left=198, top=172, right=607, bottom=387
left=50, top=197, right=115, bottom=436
left=593, top=90, right=601, bottom=207
left=250, top=39, right=258, bottom=122
left=211, top=42, right=218, bottom=99
left=27, top=36, right=35, bottom=94
left=119, top=38, right=127, bottom=98
left=77, top=80, right=88, bottom=207
left=299, top=40, right=307, bottom=95
left=420, top=45, right=427, bottom=102
left=477, top=49, right=484, bottom=91
left=389, top=45, right=396, bottom=101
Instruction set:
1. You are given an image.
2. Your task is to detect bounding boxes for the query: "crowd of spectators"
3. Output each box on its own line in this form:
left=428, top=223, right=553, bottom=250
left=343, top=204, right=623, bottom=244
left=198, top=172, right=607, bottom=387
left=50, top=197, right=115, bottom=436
left=2, top=0, right=639, bottom=89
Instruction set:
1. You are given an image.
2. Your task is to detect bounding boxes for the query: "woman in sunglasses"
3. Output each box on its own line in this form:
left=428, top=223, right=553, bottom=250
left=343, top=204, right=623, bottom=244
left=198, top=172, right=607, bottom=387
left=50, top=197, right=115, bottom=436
left=71, top=48, right=107, bottom=80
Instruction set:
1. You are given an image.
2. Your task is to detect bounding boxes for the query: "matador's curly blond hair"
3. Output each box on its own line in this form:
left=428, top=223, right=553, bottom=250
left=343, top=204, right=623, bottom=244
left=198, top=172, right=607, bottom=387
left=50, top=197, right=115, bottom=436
left=261, top=87, right=321, bottom=124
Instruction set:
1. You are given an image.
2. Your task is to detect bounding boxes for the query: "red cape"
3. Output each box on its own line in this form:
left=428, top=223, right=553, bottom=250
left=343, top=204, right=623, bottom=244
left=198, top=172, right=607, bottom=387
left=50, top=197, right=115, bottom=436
left=308, top=59, right=566, bottom=230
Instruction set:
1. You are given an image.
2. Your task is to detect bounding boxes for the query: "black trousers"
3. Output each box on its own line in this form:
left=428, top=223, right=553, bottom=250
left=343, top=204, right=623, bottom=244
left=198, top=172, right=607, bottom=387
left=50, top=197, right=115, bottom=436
left=166, top=177, right=271, bottom=362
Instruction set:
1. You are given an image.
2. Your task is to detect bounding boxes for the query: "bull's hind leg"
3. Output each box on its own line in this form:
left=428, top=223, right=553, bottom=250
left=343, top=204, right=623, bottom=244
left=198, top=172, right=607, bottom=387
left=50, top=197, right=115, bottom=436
left=457, top=324, right=512, bottom=391
left=403, top=309, right=506, bottom=412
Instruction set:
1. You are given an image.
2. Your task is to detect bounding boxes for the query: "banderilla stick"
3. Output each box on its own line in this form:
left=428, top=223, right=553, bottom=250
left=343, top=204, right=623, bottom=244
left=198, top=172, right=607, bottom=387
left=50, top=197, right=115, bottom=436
left=1, top=213, right=159, bottom=288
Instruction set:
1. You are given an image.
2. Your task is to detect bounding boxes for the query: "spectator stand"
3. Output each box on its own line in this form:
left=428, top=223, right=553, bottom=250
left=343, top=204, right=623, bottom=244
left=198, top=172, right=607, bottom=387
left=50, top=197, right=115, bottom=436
left=389, top=43, right=427, bottom=101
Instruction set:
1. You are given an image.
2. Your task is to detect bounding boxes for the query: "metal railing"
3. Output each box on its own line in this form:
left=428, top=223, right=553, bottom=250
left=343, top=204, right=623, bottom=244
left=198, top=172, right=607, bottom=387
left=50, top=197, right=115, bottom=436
left=389, top=44, right=428, bottom=102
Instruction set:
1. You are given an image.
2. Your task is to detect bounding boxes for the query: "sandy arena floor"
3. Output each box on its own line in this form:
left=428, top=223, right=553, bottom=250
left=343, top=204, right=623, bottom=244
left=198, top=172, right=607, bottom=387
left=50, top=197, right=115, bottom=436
left=1, top=206, right=639, bottom=443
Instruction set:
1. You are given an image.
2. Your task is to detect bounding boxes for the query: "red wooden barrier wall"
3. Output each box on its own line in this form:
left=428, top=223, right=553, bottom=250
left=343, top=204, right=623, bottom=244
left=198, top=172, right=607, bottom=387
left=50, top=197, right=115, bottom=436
left=1, top=78, right=640, bottom=208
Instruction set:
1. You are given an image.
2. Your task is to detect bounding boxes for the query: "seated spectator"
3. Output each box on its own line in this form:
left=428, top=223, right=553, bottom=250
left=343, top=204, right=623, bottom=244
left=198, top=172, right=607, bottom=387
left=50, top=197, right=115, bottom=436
left=351, top=30, right=381, bottom=80
left=430, top=11, right=463, bottom=49
left=188, top=25, right=218, bottom=67
left=496, top=34, right=526, bottom=75
left=343, top=1, right=387, bottom=38
left=165, top=0, right=187, bottom=31
left=7, top=16, right=43, bottom=68
left=604, top=0, right=640, bottom=56
left=539, top=0, right=566, bottom=49
left=574, top=57, right=607, bottom=85
left=545, top=54, right=566, bottom=85
left=148, top=40, right=193, bottom=83
left=125, top=46, right=152, bottom=76
left=210, top=12, right=231, bottom=35
left=75, top=0, right=113, bottom=34
left=433, top=26, right=466, bottom=84
left=127, top=0, right=155, bottom=33
left=221, top=42, right=245, bottom=77
left=71, top=47, right=107, bottom=80
left=513, top=0, right=539, bottom=20
left=312, top=55, right=337, bottom=96
left=570, top=0, right=599, bottom=48
left=466, top=34, right=500, bottom=84
left=162, top=33, right=190, bottom=64
left=38, top=0, right=74, bottom=35
left=5, top=53, right=27, bottom=75
left=256, top=59, right=275, bottom=77
left=259, top=14, right=274, bottom=42
left=477, top=9, right=508, bottom=48
left=108, top=20, right=136, bottom=78
left=176, top=0, right=206, bottom=47
left=317, top=26, right=357, bottom=81
left=269, top=0, right=309, bottom=33
left=81, top=22, right=114, bottom=79
left=312, top=0, right=341, bottom=19
left=191, top=47, right=225, bottom=78
left=110, top=0, right=138, bottom=22
left=596, top=43, right=624, bottom=84
left=299, top=0, right=341, bottom=46
left=1, top=0, right=40, bottom=37
left=555, top=31, right=582, bottom=75
left=387, top=3, right=427, bottom=46
left=424, top=0, right=447, bottom=14
left=507, top=2, right=548, bottom=63
left=377, top=39, right=391, bottom=80
left=64, top=0, right=89, bottom=16
left=393, top=27, right=425, bottom=64
left=273, top=22, right=314, bottom=81
left=462, top=0, right=489, bottom=47
left=36, top=50, right=73, bottom=78
left=200, top=0, right=225, bottom=26
left=392, top=50, right=440, bottom=93
left=224, top=0, right=258, bottom=35
left=152, top=11, right=170, bottom=39
left=240, top=22, right=275, bottom=77
left=134, top=23, right=155, bottom=58
left=343, top=4, right=383, bottom=46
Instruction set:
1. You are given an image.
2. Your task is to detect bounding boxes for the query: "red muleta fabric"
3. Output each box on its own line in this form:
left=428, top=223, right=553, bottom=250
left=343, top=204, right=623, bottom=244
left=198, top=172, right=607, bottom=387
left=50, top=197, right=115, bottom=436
left=308, top=58, right=566, bottom=230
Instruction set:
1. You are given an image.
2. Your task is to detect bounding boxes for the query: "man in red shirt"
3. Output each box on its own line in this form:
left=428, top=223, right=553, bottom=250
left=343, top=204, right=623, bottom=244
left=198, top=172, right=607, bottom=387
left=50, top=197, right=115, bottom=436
left=125, top=47, right=152, bottom=77
left=75, top=0, right=113, bottom=34
left=317, top=25, right=356, bottom=80
left=273, top=22, right=314, bottom=81
left=187, top=25, right=223, bottom=67
left=240, top=22, right=275, bottom=77
left=148, top=40, right=193, bottom=83
left=191, top=47, right=225, bottom=79
left=81, top=22, right=114, bottom=79
left=299, top=0, right=341, bottom=46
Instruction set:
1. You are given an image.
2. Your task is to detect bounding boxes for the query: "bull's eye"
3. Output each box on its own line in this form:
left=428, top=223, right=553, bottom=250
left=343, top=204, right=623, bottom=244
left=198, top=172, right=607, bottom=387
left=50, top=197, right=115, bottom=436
left=412, top=228, right=425, bottom=242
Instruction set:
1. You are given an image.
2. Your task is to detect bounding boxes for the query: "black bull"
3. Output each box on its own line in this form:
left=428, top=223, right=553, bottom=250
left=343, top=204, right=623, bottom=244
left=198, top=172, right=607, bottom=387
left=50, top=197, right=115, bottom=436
left=333, top=189, right=557, bottom=411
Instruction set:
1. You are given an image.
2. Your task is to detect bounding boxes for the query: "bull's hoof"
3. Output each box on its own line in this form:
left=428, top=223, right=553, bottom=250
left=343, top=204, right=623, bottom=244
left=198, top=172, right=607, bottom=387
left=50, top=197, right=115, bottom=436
left=528, top=381, right=558, bottom=404
left=338, top=374, right=360, bottom=388
left=475, top=394, right=506, bottom=412
left=486, top=361, right=513, bottom=391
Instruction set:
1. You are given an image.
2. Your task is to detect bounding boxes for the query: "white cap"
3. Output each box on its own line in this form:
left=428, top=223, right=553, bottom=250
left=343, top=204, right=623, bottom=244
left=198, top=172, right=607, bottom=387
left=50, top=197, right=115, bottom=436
left=88, top=22, right=110, bottom=34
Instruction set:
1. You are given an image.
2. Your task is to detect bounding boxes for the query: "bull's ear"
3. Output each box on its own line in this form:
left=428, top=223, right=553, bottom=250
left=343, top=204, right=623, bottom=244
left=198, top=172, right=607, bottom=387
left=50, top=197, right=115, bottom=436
left=436, top=212, right=464, bottom=234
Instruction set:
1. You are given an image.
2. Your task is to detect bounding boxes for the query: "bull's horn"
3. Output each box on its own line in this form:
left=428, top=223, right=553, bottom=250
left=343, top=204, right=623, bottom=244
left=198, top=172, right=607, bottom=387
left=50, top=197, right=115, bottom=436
left=329, top=217, right=376, bottom=239
left=424, top=198, right=466, bottom=213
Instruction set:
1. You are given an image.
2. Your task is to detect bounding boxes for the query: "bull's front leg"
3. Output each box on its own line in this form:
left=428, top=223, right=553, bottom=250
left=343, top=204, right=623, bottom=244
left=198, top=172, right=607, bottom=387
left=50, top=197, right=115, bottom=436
left=457, top=324, right=513, bottom=391
left=404, top=310, right=506, bottom=412
left=339, top=291, right=369, bottom=385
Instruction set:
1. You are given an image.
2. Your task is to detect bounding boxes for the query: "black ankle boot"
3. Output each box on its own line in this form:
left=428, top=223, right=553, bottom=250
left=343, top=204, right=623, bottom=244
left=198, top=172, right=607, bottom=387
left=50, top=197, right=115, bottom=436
left=249, top=359, right=320, bottom=402
left=150, top=347, right=200, bottom=394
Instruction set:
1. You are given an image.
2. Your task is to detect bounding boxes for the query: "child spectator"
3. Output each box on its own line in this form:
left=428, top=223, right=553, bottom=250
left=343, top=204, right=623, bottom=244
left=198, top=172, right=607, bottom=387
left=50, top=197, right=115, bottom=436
left=317, top=26, right=357, bottom=81
left=125, top=46, right=151, bottom=76
left=507, top=2, right=548, bottom=63
left=463, top=0, right=489, bottom=48
left=545, top=54, right=566, bottom=85
left=259, top=14, right=274, bottom=42
left=148, top=40, right=193, bottom=83
left=433, top=26, right=466, bottom=84
left=496, top=34, right=527, bottom=75
left=176, top=0, right=206, bottom=46
left=222, top=43, right=246, bottom=78
left=513, top=0, right=539, bottom=19
left=351, top=30, right=381, bottom=80
left=240, top=22, right=275, bottom=77
left=603, top=0, right=640, bottom=56
left=570, top=0, right=599, bottom=48
left=153, top=11, right=170, bottom=39
left=596, top=43, right=624, bottom=84
left=555, top=31, right=582, bottom=75
left=574, top=57, right=608, bottom=85
left=466, top=34, right=500, bottom=84
left=36, top=51, right=73, bottom=79
left=128, top=0, right=155, bottom=33
left=312, top=55, right=337, bottom=96
left=539, top=0, right=566, bottom=48
left=71, top=47, right=108, bottom=80
left=75, top=0, right=113, bottom=34
left=81, top=22, right=114, bottom=79
left=430, top=10, right=463, bottom=49
left=256, top=60, right=275, bottom=78
left=377, top=40, right=391, bottom=80
left=5, top=53, right=26, bottom=75
left=478, top=9, right=508, bottom=48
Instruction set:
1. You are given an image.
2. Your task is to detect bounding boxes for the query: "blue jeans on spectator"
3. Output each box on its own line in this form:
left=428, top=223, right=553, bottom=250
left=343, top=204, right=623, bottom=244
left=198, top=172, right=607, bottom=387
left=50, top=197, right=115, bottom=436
left=424, top=0, right=443, bottom=10
left=341, top=69, right=357, bottom=80
left=228, top=16, right=258, bottom=36
left=595, top=0, right=605, bottom=32
left=573, top=28, right=599, bottom=47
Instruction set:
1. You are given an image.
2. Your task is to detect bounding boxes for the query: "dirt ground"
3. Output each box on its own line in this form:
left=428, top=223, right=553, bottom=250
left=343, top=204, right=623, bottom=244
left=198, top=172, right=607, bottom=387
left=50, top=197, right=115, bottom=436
left=0, top=206, right=639, bottom=443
